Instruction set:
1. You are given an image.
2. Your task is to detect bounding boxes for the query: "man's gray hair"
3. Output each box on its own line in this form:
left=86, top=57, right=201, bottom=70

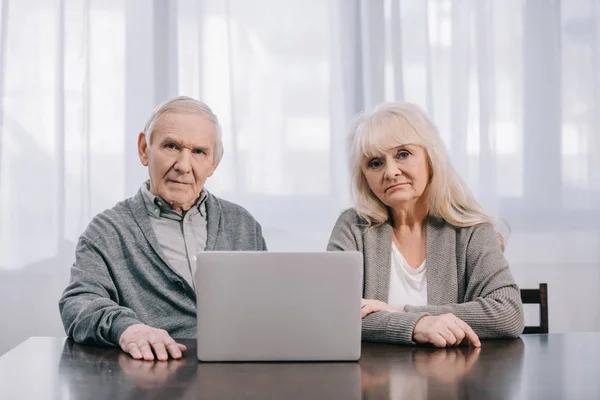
left=143, top=96, right=224, bottom=164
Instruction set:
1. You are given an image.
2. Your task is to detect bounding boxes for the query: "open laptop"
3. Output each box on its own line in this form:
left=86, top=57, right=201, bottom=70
left=195, top=251, right=363, bottom=362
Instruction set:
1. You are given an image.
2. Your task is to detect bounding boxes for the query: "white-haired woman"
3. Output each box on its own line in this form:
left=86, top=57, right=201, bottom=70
left=327, top=102, right=524, bottom=347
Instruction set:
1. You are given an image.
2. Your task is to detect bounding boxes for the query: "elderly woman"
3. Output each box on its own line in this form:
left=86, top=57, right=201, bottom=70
left=327, top=102, right=524, bottom=347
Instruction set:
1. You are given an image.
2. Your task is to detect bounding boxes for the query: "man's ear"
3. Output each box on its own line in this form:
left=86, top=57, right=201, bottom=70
left=207, top=162, right=219, bottom=178
left=138, top=132, right=149, bottom=166
left=207, top=148, right=222, bottom=177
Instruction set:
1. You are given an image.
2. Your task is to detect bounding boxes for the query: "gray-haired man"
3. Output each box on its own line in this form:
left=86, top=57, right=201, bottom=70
left=59, top=96, right=267, bottom=361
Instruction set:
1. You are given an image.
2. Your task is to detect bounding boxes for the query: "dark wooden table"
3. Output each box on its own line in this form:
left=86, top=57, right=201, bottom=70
left=1, top=333, right=599, bottom=399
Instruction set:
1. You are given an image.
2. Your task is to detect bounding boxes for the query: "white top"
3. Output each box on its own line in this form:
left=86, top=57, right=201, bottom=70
left=387, top=243, right=428, bottom=310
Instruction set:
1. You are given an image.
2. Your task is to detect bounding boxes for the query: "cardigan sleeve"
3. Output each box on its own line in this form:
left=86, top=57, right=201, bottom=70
left=404, top=223, right=524, bottom=339
left=59, top=236, right=142, bottom=347
left=361, top=310, right=428, bottom=344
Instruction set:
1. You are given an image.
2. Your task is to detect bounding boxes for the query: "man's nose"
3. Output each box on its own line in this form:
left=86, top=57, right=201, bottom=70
left=174, top=150, right=192, bottom=174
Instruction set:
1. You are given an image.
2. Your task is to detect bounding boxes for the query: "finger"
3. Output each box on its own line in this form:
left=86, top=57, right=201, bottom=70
left=374, top=300, right=387, bottom=312
left=165, top=342, right=183, bottom=359
left=361, top=305, right=373, bottom=318
left=447, top=323, right=466, bottom=347
left=429, top=333, right=447, bottom=348
left=438, top=328, right=458, bottom=346
left=462, top=324, right=481, bottom=347
left=125, top=342, right=143, bottom=360
left=456, top=320, right=481, bottom=347
left=151, top=341, right=169, bottom=361
left=177, top=343, right=187, bottom=352
left=386, top=306, right=403, bottom=313
left=138, top=341, right=155, bottom=361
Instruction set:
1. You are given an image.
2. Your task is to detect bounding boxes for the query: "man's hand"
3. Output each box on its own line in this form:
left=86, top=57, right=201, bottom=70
left=412, top=314, right=481, bottom=348
left=119, top=324, right=187, bottom=361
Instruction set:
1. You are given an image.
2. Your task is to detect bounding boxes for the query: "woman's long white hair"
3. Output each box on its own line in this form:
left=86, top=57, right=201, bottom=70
left=348, top=101, right=491, bottom=227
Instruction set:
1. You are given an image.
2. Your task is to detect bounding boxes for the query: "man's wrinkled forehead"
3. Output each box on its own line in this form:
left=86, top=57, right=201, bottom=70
left=152, top=112, right=217, bottom=145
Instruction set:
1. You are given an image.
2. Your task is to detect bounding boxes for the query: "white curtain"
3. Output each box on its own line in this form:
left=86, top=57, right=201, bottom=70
left=1, top=0, right=599, bottom=355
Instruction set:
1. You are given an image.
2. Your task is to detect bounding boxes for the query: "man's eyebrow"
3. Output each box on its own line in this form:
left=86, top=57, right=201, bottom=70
left=158, top=135, right=181, bottom=143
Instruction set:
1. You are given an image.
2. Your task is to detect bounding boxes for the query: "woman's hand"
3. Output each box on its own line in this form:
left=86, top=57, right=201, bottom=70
left=361, top=299, right=404, bottom=318
left=361, top=299, right=388, bottom=318
left=412, top=314, right=481, bottom=348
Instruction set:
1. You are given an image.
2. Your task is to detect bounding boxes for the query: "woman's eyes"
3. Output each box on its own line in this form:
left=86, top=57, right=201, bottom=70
left=397, top=150, right=410, bottom=159
left=368, top=150, right=410, bottom=168
left=368, top=159, right=383, bottom=169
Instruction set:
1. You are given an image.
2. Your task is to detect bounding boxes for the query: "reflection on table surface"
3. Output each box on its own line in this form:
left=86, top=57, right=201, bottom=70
left=1, top=334, right=600, bottom=399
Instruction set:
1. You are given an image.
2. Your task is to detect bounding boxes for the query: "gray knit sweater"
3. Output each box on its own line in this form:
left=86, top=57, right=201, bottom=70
left=59, top=189, right=267, bottom=346
left=327, top=209, right=524, bottom=344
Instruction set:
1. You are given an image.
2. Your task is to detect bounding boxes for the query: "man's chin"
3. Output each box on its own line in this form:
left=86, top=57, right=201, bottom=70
left=163, top=192, right=199, bottom=209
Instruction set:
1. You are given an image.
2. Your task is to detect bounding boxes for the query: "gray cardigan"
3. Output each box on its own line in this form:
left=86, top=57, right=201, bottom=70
left=327, top=209, right=524, bottom=344
left=59, top=189, right=267, bottom=346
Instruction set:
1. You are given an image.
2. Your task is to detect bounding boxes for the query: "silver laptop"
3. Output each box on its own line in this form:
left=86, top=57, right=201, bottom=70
left=195, top=251, right=363, bottom=362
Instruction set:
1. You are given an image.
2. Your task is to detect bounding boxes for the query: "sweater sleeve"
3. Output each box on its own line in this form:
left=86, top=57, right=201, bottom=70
left=327, top=210, right=429, bottom=344
left=361, top=310, right=427, bottom=344
left=256, top=221, right=268, bottom=251
left=404, top=223, right=524, bottom=339
left=58, top=237, right=142, bottom=346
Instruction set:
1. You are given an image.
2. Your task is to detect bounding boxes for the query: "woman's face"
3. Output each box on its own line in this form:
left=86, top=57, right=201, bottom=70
left=361, top=144, right=431, bottom=210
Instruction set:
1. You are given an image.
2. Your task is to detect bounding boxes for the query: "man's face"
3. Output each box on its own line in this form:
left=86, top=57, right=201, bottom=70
left=138, top=112, right=219, bottom=213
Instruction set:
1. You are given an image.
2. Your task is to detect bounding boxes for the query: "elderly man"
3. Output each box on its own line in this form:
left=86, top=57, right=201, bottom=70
left=59, top=96, right=267, bottom=361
